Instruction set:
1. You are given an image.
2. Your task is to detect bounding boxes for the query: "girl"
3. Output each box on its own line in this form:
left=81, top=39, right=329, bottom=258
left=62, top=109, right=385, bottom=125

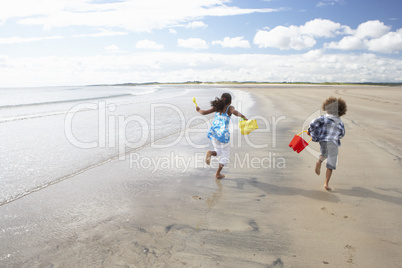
left=196, top=93, right=248, bottom=179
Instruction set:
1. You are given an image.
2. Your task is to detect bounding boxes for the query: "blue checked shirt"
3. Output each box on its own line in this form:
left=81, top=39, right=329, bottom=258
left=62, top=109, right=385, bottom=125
left=308, top=115, right=345, bottom=146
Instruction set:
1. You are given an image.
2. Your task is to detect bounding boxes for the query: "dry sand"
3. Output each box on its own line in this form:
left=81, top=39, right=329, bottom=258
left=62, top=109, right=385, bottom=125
left=1, top=85, right=401, bottom=267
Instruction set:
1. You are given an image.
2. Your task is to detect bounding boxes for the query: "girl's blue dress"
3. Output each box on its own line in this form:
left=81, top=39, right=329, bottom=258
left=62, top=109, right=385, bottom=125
left=207, top=106, right=231, bottom=143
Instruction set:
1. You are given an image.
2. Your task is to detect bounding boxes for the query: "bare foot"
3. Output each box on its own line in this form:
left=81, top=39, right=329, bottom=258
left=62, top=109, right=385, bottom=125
left=215, top=174, right=225, bottom=179
left=324, top=185, right=332, bottom=191
left=205, top=151, right=211, bottom=165
left=315, top=162, right=321, bottom=175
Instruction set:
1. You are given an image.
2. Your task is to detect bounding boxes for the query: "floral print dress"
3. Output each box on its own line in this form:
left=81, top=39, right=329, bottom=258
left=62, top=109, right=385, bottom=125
left=207, top=106, right=231, bottom=143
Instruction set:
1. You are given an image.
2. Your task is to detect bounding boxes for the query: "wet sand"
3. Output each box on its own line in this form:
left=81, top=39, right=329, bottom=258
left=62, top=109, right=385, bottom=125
left=1, top=85, right=401, bottom=267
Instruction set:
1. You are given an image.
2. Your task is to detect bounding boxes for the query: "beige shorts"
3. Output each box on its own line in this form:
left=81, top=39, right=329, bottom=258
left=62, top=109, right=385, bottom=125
left=319, top=141, right=339, bottom=170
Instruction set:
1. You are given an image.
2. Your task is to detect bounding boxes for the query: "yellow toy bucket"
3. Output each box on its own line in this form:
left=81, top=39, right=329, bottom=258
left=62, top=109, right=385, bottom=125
left=239, top=118, right=258, bottom=135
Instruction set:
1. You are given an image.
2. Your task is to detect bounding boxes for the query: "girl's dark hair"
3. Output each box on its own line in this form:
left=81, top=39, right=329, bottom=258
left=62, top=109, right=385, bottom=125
left=211, top=93, right=232, bottom=112
left=322, top=97, right=347, bottom=116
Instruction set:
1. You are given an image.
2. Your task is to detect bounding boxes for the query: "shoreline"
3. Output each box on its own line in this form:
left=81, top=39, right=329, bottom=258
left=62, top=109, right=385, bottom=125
left=1, top=85, right=401, bottom=267
left=91, top=82, right=402, bottom=87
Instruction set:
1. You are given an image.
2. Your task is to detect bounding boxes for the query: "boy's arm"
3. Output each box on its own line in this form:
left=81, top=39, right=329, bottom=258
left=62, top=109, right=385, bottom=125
left=308, top=117, right=322, bottom=141
left=229, top=106, right=247, bottom=120
left=196, top=106, right=215, bottom=115
left=307, top=121, right=314, bottom=135
left=338, top=122, right=346, bottom=139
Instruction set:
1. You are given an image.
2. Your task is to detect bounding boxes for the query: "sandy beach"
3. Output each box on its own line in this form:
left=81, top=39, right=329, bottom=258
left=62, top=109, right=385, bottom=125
left=1, top=85, right=401, bottom=267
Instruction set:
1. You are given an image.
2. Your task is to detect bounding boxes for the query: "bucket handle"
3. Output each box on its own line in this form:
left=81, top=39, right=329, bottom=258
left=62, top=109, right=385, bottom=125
left=297, top=130, right=312, bottom=143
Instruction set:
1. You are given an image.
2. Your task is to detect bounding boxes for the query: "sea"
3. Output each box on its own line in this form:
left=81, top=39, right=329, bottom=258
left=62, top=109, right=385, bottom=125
left=0, top=84, right=253, bottom=206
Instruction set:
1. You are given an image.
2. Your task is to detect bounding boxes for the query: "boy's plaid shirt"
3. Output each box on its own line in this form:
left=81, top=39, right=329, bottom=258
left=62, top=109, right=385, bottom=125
left=308, top=115, right=345, bottom=146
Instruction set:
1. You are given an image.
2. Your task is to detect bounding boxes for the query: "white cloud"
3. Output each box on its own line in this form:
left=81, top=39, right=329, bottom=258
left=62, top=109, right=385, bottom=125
left=104, top=45, right=120, bottom=51
left=254, top=25, right=316, bottom=50
left=0, top=36, right=63, bottom=44
left=325, top=36, right=363, bottom=50
left=317, top=0, right=343, bottom=7
left=104, top=44, right=126, bottom=53
left=254, top=19, right=349, bottom=50
left=73, top=30, right=128, bottom=38
left=324, top=20, right=401, bottom=53
left=256, top=19, right=395, bottom=53
left=303, top=49, right=323, bottom=60
left=365, top=29, right=402, bottom=53
left=0, top=0, right=61, bottom=21
left=4, top=0, right=278, bottom=32
left=212, top=37, right=250, bottom=48
left=136, top=39, right=164, bottom=50
left=169, top=29, right=177, bottom=34
left=355, top=20, right=390, bottom=39
left=186, top=21, right=207, bottom=29
left=300, top=19, right=351, bottom=37
left=1, top=51, right=400, bottom=87
left=177, top=38, right=209, bottom=49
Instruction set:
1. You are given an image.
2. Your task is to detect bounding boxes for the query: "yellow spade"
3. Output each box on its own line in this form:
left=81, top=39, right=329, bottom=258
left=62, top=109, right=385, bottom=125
left=192, top=97, right=198, bottom=107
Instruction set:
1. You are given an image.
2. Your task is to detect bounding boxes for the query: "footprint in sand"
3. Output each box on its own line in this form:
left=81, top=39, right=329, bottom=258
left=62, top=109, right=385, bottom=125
left=192, top=195, right=202, bottom=200
left=321, top=208, right=351, bottom=220
left=344, top=245, right=356, bottom=264
left=248, top=220, right=259, bottom=232
left=321, top=207, right=336, bottom=216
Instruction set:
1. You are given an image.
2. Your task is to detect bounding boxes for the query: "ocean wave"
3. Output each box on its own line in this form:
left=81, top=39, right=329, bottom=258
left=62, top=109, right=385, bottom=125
left=0, top=117, right=210, bottom=207
left=0, top=87, right=186, bottom=124
left=0, top=93, right=133, bottom=109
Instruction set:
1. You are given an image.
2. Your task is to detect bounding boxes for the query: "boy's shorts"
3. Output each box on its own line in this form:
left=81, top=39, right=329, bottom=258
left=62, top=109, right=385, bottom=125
left=319, top=141, right=338, bottom=170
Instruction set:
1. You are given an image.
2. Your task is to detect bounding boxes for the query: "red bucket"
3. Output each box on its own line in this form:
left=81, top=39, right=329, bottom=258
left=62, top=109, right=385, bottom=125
left=289, top=131, right=312, bottom=153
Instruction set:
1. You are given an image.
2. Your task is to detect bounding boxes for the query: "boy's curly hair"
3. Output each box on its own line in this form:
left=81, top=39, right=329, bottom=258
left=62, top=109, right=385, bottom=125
left=322, top=97, right=347, bottom=116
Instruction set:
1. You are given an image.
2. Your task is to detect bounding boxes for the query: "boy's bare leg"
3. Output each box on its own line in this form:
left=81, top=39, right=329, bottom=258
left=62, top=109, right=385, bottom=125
left=205, top=151, right=217, bottom=165
left=215, top=163, right=225, bottom=179
left=324, top=168, right=333, bottom=190
left=315, top=158, right=324, bottom=175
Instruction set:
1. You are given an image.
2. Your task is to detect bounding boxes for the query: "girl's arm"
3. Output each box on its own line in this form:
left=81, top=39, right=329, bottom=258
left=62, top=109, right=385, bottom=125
left=229, top=106, right=248, bottom=120
left=196, top=106, right=215, bottom=115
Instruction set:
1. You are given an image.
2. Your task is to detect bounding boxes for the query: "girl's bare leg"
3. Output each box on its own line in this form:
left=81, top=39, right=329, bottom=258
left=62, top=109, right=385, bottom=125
left=215, top=163, right=225, bottom=179
left=205, top=151, right=217, bottom=165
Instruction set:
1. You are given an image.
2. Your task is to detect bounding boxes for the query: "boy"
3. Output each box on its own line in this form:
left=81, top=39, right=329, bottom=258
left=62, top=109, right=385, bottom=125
left=308, top=97, right=347, bottom=190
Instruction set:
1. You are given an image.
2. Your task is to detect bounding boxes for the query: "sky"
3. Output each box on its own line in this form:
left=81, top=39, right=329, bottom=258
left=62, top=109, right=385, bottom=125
left=0, top=0, right=401, bottom=87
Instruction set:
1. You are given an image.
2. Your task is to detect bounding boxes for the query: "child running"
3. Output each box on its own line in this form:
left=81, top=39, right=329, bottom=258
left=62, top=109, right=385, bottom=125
left=308, top=97, right=347, bottom=190
left=196, top=93, right=248, bottom=179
